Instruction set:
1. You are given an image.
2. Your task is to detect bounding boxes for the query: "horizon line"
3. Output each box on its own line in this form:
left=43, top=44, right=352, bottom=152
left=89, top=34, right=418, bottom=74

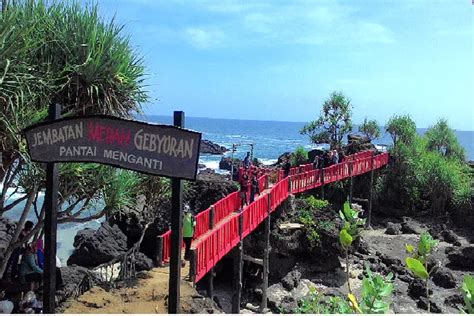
left=139, top=113, right=474, bottom=133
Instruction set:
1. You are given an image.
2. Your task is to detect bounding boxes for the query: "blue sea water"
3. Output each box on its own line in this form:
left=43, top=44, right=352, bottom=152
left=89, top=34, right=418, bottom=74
left=4, top=116, right=473, bottom=264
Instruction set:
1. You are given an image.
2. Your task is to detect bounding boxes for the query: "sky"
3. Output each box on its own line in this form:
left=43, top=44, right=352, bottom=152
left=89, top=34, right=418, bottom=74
left=96, top=0, right=473, bottom=130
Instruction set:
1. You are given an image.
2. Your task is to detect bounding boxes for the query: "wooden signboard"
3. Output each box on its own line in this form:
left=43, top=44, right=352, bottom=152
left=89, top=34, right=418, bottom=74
left=24, top=115, right=202, bottom=180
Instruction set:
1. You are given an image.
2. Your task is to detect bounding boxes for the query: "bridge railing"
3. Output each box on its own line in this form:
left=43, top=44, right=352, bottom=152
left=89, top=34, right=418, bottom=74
left=194, top=207, right=211, bottom=239
left=214, top=191, right=240, bottom=224
left=242, top=194, right=269, bottom=238
left=194, top=214, right=240, bottom=282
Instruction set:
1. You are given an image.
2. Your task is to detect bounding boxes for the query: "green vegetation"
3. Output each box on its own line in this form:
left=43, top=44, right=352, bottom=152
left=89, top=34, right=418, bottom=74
left=380, top=116, right=471, bottom=214
left=359, top=117, right=381, bottom=141
left=339, top=201, right=365, bottom=293
left=0, top=0, right=149, bottom=277
left=405, top=231, right=439, bottom=313
left=360, top=265, right=394, bottom=313
left=296, top=288, right=353, bottom=314
left=461, top=275, right=474, bottom=314
left=298, top=197, right=332, bottom=249
left=295, top=265, right=394, bottom=314
left=291, top=145, right=308, bottom=167
left=300, top=91, right=352, bottom=149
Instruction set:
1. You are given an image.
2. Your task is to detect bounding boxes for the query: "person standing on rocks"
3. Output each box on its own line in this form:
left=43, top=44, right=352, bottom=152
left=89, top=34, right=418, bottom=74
left=5, top=220, right=34, bottom=281
left=283, top=160, right=291, bottom=178
left=182, top=206, right=195, bottom=267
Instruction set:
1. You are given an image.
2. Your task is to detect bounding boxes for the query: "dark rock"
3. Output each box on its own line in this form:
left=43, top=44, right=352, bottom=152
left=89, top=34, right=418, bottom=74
left=109, top=212, right=144, bottom=247
left=200, top=140, right=228, bottom=155
left=67, top=222, right=129, bottom=267
left=134, top=252, right=154, bottom=271
left=385, top=222, right=402, bottom=235
left=447, top=246, right=474, bottom=271
left=417, top=297, right=442, bottom=313
left=401, top=217, right=420, bottom=234
left=198, top=168, right=216, bottom=175
left=218, top=157, right=242, bottom=171
left=58, top=265, right=98, bottom=306
left=345, top=135, right=375, bottom=155
left=432, top=267, right=456, bottom=288
left=380, top=254, right=401, bottom=267
left=185, top=177, right=238, bottom=213
left=276, top=152, right=292, bottom=166
left=408, top=278, right=432, bottom=299
left=398, top=274, right=412, bottom=283
left=307, top=149, right=324, bottom=164
left=281, top=270, right=302, bottom=291
left=357, top=239, right=370, bottom=255
left=367, top=257, right=378, bottom=264
left=444, top=294, right=463, bottom=309
left=358, top=274, right=364, bottom=280
left=198, top=164, right=206, bottom=169
left=375, top=250, right=382, bottom=257
left=441, top=230, right=462, bottom=246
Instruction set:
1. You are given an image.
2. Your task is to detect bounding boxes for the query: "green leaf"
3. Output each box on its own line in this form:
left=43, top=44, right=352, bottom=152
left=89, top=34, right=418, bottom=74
left=406, top=257, right=429, bottom=280
left=405, top=244, right=415, bottom=254
left=339, top=229, right=353, bottom=248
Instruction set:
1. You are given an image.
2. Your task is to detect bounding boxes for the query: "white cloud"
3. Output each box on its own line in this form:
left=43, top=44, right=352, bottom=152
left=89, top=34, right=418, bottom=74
left=183, top=27, right=225, bottom=49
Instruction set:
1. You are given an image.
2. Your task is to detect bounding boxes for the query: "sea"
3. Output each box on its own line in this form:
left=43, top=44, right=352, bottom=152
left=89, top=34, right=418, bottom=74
left=3, top=115, right=473, bottom=264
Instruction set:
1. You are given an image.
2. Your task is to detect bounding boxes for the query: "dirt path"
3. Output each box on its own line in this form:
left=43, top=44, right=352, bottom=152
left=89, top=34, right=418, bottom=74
left=61, top=264, right=219, bottom=314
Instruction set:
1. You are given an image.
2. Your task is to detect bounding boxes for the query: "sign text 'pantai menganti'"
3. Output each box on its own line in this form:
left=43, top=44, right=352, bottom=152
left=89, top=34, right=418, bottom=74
left=23, top=116, right=202, bottom=180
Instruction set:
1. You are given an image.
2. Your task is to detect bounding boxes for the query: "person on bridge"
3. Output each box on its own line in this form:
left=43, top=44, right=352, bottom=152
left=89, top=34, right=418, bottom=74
left=283, top=161, right=291, bottom=178
left=182, top=205, right=196, bottom=266
left=240, top=173, right=249, bottom=208
left=243, top=152, right=251, bottom=169
left=250, top=172, right=259, bottom=203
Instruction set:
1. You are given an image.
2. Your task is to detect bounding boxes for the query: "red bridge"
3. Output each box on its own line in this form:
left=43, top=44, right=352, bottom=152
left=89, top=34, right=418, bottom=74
left=158, top=150, right=389, bottom=288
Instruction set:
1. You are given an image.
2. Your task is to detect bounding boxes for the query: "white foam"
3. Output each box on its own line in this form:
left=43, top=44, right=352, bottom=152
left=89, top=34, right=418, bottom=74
left=200, top=160, right=220, bottom=170
left=259, top=159, right=277, bottom=166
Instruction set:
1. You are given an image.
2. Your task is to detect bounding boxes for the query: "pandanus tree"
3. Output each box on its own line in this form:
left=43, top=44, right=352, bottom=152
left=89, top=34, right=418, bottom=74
left=0, top=0, right=150, bottom=277
left=300, top=91, right=353, bottom=150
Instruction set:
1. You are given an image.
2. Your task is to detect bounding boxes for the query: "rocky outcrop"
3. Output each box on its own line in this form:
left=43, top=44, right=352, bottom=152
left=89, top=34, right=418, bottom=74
left=219, top=157, right=242, bottom=171
left=276, top=152, right=292, bottom=166
left=186, top=173, right=238, bottom=212
left=200, top=140, right=228, bottom=155
left=67, top=222, right=129, bottom=267
left=345, top=134, right=376, bottom=155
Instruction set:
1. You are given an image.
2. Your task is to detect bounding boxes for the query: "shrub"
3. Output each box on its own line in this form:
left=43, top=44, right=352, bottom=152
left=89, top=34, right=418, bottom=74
left=291, top=145, right=308, bottom=167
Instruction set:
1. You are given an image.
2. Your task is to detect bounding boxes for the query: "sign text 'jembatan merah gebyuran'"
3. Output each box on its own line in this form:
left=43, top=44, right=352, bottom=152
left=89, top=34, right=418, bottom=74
left=23, top=116, right=202, bottom=180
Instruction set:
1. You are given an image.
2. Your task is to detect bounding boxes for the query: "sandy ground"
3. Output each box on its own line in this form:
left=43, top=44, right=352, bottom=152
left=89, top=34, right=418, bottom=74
left=62, top=264, right=201, bottom=314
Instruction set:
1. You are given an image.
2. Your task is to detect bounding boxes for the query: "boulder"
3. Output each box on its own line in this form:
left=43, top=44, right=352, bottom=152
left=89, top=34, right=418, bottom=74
left=200, top=140, right=228, bottom=155
left=385, top=222, right=402, bottom=235
left=67, top=222, right=129, bottom=268
left=291, top=279, right=317, bottom=302
left=447, top=246, right=474, bottom=271
left=307, top=149, right=324, bottom=164
left=134, top=252, right=154, bottom=272
left=281, top=270, right=302, bottom=291
left=185, top=176, right=238, bottom=212
left=58, top=265, right=98, bottom=305
left=345, top=134, right=376, bottom=155
left=266, top=283, right=292, bottom=311
left=432, top=267, right=456, bottom=289
left=401, top=217, right=420, bottom=234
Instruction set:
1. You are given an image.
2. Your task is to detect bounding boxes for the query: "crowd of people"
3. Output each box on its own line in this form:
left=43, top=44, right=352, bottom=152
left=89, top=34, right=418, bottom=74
left=1, top=221, right=63, bottom=313
left=239, top=152, right=263, bottom=208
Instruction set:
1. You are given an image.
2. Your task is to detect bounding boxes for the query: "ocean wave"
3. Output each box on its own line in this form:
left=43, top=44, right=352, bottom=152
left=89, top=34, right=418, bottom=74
left=200, top=160, right=220, bottom=170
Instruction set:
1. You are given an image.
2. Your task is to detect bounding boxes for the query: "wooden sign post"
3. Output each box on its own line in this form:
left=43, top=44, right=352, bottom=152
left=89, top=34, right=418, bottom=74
left=24, top=110, right=201, bottom=313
